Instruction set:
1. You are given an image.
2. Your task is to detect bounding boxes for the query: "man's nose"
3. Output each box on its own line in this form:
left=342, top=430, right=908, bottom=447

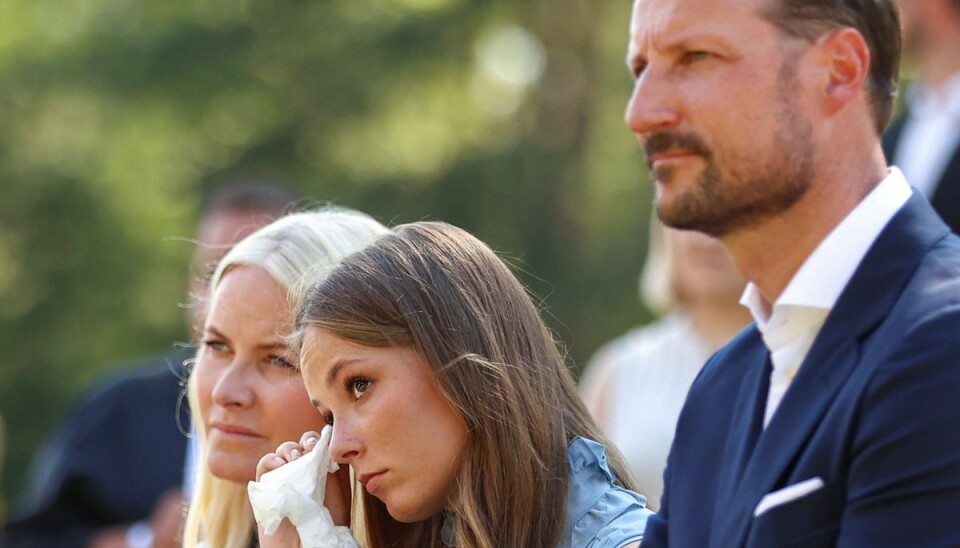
left=625, top=69, right=682, bottom=137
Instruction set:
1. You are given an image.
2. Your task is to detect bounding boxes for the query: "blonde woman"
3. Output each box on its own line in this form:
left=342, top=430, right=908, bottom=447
left=183, top=208, right=388, bottom=547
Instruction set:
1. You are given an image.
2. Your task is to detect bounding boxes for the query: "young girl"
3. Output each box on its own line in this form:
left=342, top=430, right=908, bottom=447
left=260, top=221, right=651, bottom=547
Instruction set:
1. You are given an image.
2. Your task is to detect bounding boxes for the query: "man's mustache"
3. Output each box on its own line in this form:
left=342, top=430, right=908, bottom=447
left=644, top=132, right=712, bottom=169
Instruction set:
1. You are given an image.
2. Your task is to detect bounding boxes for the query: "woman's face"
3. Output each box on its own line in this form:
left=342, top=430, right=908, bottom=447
left=300, top=327, right=469, bottom=523
left=194, top=265, right=323, bottom=483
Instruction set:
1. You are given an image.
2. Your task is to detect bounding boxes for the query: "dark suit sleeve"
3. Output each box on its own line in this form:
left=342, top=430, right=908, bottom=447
left=641, top=460, right=670, bottom=546
left=641, top=345, right=728, bottom=548
left=4, top=358, right=189, bottom=548
left=4, top=380, right=124, bottom=548
left=839, top=306, right=960, bottom=546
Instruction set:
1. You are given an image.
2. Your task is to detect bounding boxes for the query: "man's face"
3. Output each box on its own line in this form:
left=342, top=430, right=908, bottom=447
left=625, top=0, right=816, bottom=237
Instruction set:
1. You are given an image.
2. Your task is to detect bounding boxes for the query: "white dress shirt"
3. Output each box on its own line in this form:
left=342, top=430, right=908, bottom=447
left=893, top=73, right=960, bottom=198
left=740, top=168, right=912, bottom=427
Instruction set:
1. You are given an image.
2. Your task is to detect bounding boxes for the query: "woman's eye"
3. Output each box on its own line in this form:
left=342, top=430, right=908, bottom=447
left=322, top=411, right=334, bottom=426
left=203, top=340, right=229, bottom=353
left=350, top=379, right=371, bottom=399
left=268, top=355, right=297, bottom=370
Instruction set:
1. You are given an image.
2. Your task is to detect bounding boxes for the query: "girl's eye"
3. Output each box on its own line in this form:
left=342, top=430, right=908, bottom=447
left=321, top=411, right=334, bottom=426
left=349, top=378, right=371, bottom=399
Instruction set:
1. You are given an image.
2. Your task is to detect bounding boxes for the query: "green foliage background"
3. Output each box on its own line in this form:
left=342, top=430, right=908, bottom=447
left=0, top=0, right=658, bottom=506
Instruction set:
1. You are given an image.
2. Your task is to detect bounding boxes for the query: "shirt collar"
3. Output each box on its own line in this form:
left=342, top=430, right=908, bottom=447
left=740, top=167, right=912, bottom=327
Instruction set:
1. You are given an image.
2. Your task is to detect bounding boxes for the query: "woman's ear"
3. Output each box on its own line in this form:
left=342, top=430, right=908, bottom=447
left=817, top=27, right=871, bottom=115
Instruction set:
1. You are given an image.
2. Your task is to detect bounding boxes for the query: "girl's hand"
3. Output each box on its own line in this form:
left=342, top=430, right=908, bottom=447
left=256, top=431, right=352, bottom=526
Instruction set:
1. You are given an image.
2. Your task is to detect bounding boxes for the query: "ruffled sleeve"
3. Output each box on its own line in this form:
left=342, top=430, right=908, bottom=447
left=564, top=437, right=652, bottom=548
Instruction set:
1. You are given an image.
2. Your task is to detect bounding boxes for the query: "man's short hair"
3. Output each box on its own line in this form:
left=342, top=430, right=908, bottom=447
left=200, top=177, right=297, bottom=218
left=762, top=0, right=901, bottom=134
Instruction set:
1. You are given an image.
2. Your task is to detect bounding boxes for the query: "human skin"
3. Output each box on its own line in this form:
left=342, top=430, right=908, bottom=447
left=624, top=0, right=817, bottom=241
left=625, top=0, right=884, bottom=303
left=298, top=328, right=468, bottom=523
left=195, top=265, right=325, bottom=483
left=257, top=326, right=468, bottom=542
left=258, top=330, right=641, bottom=548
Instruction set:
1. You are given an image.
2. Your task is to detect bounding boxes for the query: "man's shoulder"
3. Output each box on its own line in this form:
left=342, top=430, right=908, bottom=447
left=884, top=229, right=960, bottom=326
left=88, top=347, right=192, bottom=398
left=62, top=347, right=192, bottom=430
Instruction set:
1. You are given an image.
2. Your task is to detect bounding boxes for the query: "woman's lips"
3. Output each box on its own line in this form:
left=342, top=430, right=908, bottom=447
left=210, top=422, right=261, bottom=438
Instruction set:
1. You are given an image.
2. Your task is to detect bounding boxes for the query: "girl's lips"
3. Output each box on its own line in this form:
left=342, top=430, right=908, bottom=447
left=358, top=471, right=386, bottom=493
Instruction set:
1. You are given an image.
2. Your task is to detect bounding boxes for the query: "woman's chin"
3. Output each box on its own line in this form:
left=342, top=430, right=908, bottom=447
left=206, top=451, right=256, bottom=484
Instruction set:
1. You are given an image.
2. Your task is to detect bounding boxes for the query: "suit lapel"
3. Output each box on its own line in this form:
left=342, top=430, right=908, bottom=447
left=712, top=194, right=951, bottom=547
left=710, top=333, right=770, bottom=525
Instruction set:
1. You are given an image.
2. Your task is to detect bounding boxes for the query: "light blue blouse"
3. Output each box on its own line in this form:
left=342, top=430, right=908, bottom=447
left=563, top=437, right=652, bottom=548
left=441, top=437, right=650, bottom=547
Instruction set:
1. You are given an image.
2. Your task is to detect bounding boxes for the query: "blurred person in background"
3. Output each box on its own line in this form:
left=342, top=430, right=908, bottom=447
left=884, top=0, right=960, bottom=233
left=182, top=208, right=388, bottom=548
left=579, top=220, right=749, bottom=508
left=3, top=180, right=295, bottom=548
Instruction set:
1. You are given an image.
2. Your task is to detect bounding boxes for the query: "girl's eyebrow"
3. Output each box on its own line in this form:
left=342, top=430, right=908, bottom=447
left=325, top=358, right=364, bottom=388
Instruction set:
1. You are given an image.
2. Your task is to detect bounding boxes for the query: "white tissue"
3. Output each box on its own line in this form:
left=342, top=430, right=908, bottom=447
left=248, top=426, right=359, bottom=548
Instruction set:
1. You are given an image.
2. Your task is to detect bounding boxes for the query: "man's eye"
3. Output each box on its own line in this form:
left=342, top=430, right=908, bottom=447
left=682, top=51, right=710, bottom=64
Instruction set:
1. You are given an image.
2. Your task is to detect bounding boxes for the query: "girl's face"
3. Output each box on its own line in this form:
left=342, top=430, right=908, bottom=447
left=195, top=266, right=324, bottom=483
left=300, top=326, right=469, bottom=523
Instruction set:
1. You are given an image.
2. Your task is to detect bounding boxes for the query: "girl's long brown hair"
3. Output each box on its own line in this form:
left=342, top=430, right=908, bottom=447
left=297, top=222, right=638, bottom=548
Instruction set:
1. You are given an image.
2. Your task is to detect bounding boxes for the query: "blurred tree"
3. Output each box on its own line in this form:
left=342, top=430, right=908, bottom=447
left=0, top=0, right=654, bottom=504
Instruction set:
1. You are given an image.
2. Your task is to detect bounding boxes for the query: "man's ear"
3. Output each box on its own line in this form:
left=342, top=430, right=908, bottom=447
left=817, top=27, right=871, bottom=115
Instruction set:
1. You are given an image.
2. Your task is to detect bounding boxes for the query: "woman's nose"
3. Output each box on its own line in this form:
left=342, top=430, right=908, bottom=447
left=210, top=359, right=255, bottom=408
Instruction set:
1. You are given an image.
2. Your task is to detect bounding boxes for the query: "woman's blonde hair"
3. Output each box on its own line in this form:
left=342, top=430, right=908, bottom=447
left=183, top=207, right=388, bottom=548
left=640, top=217, right=677, bottom=315
left=296, top=221, right=637, bottom=548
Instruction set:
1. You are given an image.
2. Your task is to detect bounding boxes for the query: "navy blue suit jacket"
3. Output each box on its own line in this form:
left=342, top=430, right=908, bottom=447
left=643, top=194, right=960, bottom=547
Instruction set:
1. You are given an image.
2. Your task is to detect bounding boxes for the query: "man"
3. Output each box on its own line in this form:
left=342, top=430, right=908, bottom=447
left=625, top=0, right=960, bottom=546
left=883, top=0, right=960, bottom=234
left=4, top=180, right=294, bottom=548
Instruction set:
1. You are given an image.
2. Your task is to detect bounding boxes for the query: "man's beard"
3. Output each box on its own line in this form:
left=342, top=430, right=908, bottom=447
left=646, top=57, right=815, bottom=237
